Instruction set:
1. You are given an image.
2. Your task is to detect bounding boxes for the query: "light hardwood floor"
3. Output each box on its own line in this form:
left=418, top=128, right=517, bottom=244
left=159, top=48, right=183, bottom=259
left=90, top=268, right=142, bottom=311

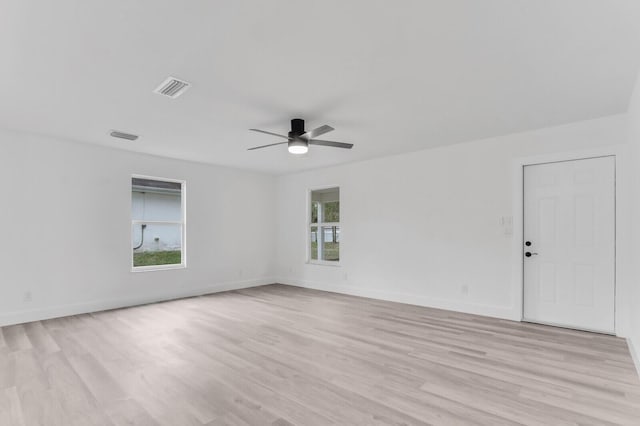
left=1, top=284, right=639, bottom=425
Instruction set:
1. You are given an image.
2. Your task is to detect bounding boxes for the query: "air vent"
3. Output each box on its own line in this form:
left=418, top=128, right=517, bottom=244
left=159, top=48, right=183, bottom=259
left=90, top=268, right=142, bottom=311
left=153, top=76, right=191, bottom=98
left=110, top=130, right=139, bottom=141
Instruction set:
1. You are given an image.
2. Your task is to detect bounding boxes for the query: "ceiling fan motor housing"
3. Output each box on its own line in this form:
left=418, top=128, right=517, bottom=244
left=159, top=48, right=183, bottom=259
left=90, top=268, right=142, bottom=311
left=288, top=118, right=308, bottom=152
left=289, top=118, right=305, bottom=138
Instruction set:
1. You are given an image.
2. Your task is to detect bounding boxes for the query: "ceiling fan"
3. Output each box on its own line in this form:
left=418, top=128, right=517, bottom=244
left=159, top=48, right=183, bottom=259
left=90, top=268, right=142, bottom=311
left=248, top=119, right=353, bottom=154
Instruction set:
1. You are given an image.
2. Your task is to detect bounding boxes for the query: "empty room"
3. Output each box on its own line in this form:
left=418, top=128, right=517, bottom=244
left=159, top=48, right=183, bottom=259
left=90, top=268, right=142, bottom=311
left=2, top=0, right=640, bottom=425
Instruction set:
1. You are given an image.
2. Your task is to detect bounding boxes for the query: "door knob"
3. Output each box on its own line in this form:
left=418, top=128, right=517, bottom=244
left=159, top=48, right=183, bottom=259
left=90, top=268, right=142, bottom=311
left=525, top=241, right=532, bottom=246
left=525, top=252, right=538, bottom=257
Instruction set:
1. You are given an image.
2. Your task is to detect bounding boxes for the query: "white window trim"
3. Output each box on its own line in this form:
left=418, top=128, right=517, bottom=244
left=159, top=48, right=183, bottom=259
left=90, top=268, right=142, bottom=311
left=131, top=174, right=187, bottom=272
left=307, top=186, right=341, bottom=266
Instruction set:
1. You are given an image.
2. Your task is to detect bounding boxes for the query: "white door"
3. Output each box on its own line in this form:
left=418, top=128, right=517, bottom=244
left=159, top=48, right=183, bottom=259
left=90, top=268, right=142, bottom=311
left=523, top=156, right=615, bottom=334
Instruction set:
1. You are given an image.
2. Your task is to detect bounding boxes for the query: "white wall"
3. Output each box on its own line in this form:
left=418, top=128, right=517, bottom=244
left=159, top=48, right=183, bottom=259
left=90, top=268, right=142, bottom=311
left=0, top=129, right=277, bottom=326
left=627, top=70, right=640, bottom=370
left=276, top=115, right=631, bottom=326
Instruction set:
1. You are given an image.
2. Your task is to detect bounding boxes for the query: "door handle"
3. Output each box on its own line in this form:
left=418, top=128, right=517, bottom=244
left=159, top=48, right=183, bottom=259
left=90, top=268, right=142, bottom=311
left=525, top=252, right=539, bottom=257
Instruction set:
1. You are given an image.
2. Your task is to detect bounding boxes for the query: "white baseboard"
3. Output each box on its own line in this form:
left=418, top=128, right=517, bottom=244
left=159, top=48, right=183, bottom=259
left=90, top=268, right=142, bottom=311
left=628, top=337, right=640, bottom=380
left=279, top=278, right=517, bottom=321
left=0, top=277, right=275, bottom=327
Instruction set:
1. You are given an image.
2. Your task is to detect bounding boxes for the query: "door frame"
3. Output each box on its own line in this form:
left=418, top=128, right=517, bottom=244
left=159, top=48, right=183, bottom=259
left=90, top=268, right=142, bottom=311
left=511, top=146, right=629, bottom=337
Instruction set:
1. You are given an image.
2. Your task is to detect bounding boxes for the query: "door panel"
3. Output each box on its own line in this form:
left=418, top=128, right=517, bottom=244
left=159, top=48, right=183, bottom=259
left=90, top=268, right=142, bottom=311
left=523, top=156, right=615, bottom=333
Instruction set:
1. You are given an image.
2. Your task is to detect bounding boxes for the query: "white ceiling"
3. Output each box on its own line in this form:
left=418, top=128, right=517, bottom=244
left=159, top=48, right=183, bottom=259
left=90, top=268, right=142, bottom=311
left=2, top=0, right=640, bottom=174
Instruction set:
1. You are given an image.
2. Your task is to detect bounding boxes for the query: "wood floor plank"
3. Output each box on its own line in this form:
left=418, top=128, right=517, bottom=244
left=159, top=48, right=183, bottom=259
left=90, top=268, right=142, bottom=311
left=66, top=353, right=127, bottom=405
left=1, top=284, right=640, bottom=425
left=2, top=325, right=32, bottom=352
left=0, top=387, right=26, bottom=426
left=23, top=322, right=60, bottom=355
left=0, top=328, right=7, bottom=350
left=103, top=398, right=160, bottom=426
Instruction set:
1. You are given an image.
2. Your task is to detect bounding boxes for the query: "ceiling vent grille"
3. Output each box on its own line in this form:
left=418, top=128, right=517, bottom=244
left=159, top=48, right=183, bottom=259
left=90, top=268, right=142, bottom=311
left=153, top=76, right=191, bottom=98
left=110, top=130, right=139, bottom=141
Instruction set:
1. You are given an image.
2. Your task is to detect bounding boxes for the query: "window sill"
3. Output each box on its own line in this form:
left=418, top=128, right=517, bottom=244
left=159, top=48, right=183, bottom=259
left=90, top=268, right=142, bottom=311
left=131, top=264, right=187, bottom=273
left=307, top=261, right=342, bottom=267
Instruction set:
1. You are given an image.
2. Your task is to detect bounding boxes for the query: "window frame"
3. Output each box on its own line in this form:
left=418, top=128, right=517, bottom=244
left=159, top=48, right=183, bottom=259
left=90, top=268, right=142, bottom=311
left=131, top=174, right=187, bottom=272
left=307, top=185, right=341, bottom=266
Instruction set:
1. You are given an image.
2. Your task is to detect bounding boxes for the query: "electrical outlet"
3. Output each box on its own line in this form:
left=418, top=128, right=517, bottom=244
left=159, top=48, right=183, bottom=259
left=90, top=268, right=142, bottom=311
left=461, top=285, right=469, bottom=296
left=23, top=291, right=32, bottom=302
left=343, top=272, right=348, bottom=281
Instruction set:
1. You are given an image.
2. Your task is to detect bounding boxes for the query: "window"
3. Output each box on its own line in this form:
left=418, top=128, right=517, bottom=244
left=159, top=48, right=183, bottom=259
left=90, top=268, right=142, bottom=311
left=309, top=187, right=340, bottom=263
left=131, top=176, right=186, bottom=270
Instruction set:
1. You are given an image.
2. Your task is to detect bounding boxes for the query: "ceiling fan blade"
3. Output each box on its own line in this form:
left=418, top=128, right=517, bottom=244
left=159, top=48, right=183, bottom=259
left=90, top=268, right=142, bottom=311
left=309, top=139, right=353, bottom=149
left=249, top=129, right=291, bottom=139
left=300, top=125, right=334, bottom=140
left=247, top=141, right=289, bottom=151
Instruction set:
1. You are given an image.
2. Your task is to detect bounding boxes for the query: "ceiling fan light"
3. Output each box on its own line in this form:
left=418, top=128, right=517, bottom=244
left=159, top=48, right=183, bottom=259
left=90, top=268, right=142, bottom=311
left=288, top=140, right=308, bottom=154
left=288, top=145, right=308, bottom=154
